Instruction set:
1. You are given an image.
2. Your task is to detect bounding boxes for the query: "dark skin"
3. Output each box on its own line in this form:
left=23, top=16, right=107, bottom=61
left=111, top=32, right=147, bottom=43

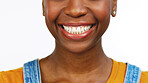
left=40, top=0, right=117, bottom=83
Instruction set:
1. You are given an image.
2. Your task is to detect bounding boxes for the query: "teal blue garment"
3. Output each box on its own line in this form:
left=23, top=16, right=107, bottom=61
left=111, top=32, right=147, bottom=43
left=124, top=63, right=141, bottom=83
left=23, top=59, right=41, bottom=83
left=23, top=59, right=141, bottom=83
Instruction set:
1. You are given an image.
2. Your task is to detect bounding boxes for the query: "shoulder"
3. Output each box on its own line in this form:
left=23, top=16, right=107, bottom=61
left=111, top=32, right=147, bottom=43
left=111, top=60, right=148, bottom=83
left=140, top=71, right=148, bottom=83
left=0, top=67, right=24, bottom=83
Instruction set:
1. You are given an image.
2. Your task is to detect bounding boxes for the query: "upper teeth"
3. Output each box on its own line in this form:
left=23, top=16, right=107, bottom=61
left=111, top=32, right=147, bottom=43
left=63, top=25, right=92, bottom=34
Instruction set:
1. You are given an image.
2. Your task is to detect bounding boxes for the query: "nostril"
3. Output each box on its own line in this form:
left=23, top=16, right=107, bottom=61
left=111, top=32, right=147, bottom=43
left=77, top=14, right=86, bottom=18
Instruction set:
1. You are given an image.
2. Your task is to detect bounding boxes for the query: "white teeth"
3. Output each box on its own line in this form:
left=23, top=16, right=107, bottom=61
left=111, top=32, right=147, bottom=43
left=69, top=27, right=72, bottom=33
left=65, top=27, right=68, bottom=31
left=84, top=27, right=87, bottom=31
left=63, top=25, right=92, bottom=34
left=81, top=27, right=85, bottom=33
left=72, top=27, right=76, bottom=34
left=77, top=27, right=81, bottom=34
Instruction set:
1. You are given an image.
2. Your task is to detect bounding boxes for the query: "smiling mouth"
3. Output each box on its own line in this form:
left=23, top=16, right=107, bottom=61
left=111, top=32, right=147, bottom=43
left=58, top=23, right=96, bottom=40
left=58, top=24, right=96, bottom=34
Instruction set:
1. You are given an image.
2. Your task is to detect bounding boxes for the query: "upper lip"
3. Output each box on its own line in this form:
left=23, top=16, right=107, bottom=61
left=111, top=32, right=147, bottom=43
left=58, top=23, right=96, bottom=26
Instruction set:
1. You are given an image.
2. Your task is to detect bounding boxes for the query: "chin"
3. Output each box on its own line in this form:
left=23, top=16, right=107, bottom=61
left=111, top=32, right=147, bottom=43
left=61, top=41, right=96, bottom=54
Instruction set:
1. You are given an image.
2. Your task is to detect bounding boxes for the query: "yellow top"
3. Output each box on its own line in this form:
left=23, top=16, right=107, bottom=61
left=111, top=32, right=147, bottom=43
left=0, top=60, right=148, bottom=83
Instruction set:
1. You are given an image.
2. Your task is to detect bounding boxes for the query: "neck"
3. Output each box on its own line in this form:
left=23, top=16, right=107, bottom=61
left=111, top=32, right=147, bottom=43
left=48, top=39, right=112, bottom=74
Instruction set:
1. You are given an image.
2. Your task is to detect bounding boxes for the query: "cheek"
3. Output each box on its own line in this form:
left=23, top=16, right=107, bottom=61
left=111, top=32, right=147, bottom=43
left=45, top=2, right=65, bottom=22
left=90, top=1, right=111, bottom=28
left=46, top=6, right=60, bottom=22
left=92, top=2, right=111, bottom=22
left=44, top=2, right=64, bottom=38
left=88, top=1, right=111, bottom=38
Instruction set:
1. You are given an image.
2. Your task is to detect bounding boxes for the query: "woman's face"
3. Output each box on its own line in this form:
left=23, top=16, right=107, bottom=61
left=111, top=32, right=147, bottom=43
left=43, top=0, right=117, bottom=53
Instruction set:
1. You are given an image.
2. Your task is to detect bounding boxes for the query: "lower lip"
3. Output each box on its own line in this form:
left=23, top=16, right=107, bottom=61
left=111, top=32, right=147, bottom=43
left=59, top=25, right=95, bottom=40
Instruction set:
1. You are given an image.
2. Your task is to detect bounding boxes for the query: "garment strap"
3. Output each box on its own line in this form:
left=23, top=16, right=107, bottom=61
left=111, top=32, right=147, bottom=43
left=124, top=63, right=141, bottom=83
left=23, top=59, right=41, bottom=83
left=23, top=60, right=141, bottom=83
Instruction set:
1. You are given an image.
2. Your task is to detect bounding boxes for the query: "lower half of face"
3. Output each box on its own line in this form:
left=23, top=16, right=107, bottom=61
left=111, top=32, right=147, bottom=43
left=44, top=0, right=111, bottom=53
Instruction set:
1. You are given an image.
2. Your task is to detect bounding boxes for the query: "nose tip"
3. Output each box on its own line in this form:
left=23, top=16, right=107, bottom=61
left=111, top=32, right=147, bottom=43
left=64, top=2, right=88, bottom=18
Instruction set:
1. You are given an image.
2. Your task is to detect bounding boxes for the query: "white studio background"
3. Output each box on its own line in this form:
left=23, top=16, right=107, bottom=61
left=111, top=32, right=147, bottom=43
left=0, top=0, right=148, bottom=71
